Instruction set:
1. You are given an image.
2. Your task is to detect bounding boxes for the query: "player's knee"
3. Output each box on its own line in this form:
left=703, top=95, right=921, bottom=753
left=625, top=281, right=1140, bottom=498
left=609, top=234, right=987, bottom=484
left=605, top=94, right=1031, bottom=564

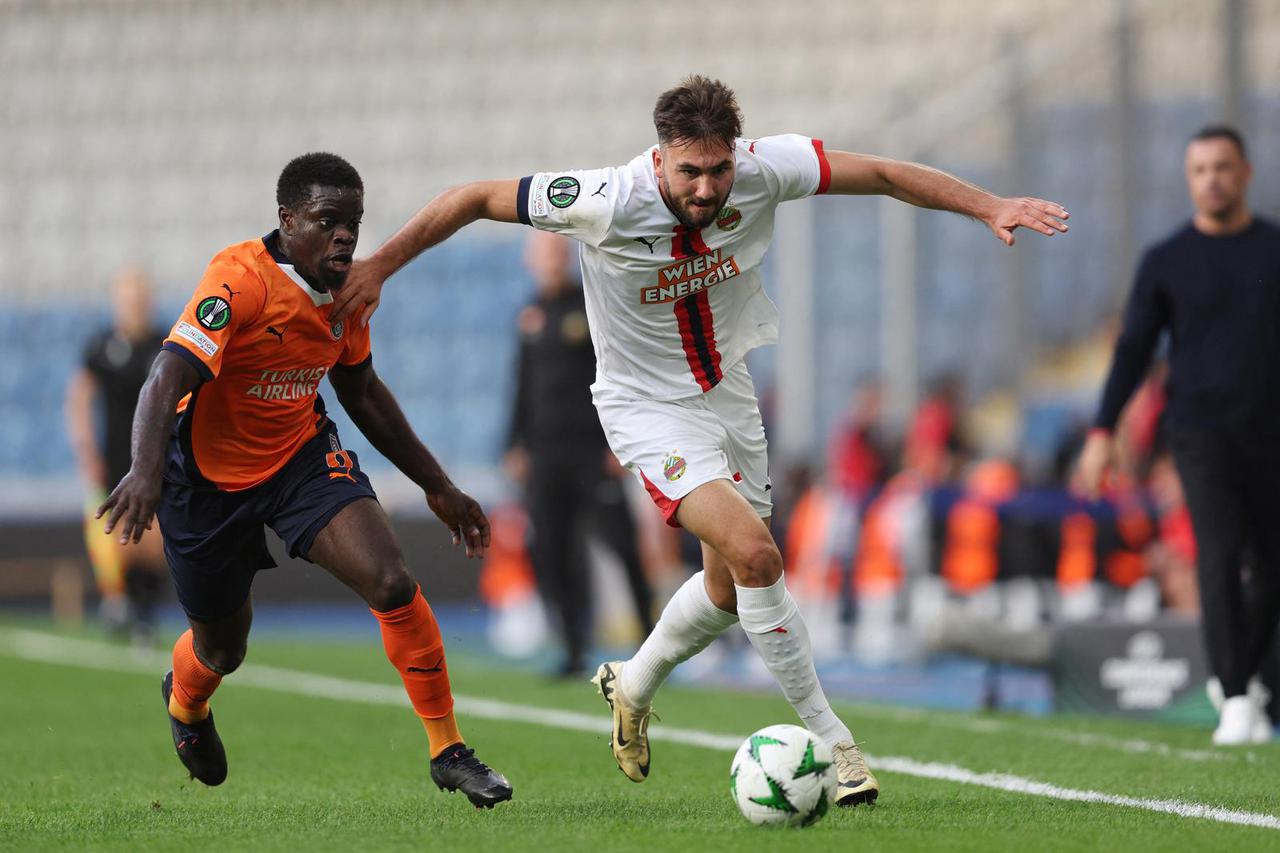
left=733, top=539, right=783, bottom=588
left=367, top=567, right=417, bottom=613
left=196, top=641, right=246, bottom=675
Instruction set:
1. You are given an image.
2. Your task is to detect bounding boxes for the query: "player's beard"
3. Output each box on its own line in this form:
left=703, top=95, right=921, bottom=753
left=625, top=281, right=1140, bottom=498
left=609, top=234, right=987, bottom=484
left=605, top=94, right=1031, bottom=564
left=676, top=194, right=726, bottom=230
left=659, top=170, right=729, bottom=231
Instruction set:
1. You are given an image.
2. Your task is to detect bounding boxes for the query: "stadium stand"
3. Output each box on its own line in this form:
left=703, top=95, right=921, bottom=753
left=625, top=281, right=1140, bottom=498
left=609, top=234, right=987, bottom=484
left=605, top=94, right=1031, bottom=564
left=2, top=0, right=1278, bottom=516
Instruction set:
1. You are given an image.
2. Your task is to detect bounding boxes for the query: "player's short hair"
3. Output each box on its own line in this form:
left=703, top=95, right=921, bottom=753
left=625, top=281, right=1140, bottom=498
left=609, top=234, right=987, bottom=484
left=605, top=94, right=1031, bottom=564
left=653, top=75, right=743, bottom=149
left=276, top=152, right=363, bottom=209
left=1189, top=124, right=1247, bottom=159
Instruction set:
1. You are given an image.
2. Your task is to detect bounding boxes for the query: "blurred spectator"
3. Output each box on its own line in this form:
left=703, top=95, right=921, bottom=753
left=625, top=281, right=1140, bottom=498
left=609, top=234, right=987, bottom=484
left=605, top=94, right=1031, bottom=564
left=822, top=381, right=892, bottom=625
left=1115, top=364, right=1168, bottom=474
left=63, top=265, right=167, bottom=642
left=1144, top=453, right=1200, bottom=618
left=477, top=503, right=551, bottom=658
left=904, top=374, right=966, bottom=484
left=828, top=381, right=890, bottom=501
left=941, top=459, right=1019, bottom=595
left=505, top=232, right=654, bottom=677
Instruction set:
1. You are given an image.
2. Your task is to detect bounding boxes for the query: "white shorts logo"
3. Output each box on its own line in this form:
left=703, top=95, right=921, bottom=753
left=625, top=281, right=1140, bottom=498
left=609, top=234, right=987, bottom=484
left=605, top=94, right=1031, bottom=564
left=174, top=321, right=218, bottom=356
left=662, top=452, right=687, bottom=481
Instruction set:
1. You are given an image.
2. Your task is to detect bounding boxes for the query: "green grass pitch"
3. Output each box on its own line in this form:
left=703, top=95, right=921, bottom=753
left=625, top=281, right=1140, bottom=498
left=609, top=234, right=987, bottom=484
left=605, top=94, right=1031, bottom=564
left=2, top=618, right=1278, bottom=852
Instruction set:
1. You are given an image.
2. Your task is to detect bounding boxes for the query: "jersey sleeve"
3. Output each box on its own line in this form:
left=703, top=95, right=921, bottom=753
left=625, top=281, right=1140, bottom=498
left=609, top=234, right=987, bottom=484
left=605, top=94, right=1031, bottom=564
left=516, top=167, right=619, bottom=247
left=163, top=262, right=265, bottom=381
left=335, top=311, right=372, bottom=369
left=751, top=134, right=831, bottom=202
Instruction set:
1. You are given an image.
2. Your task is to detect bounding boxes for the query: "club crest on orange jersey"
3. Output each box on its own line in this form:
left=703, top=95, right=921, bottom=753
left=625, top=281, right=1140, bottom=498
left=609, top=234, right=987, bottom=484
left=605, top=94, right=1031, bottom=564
left=330, top=320, right=344, bottom=340
left=663, top=452, right=687, bottom=482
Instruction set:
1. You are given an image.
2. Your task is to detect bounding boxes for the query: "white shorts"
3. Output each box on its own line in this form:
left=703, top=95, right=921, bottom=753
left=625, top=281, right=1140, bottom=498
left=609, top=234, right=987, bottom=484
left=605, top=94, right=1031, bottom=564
left=593, top=360, right=771, bottom=526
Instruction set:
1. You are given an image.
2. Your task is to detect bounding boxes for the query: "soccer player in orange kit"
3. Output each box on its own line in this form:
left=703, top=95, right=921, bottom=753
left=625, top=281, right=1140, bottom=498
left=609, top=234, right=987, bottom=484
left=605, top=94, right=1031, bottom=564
left=98, top=152, right=511, bottom=808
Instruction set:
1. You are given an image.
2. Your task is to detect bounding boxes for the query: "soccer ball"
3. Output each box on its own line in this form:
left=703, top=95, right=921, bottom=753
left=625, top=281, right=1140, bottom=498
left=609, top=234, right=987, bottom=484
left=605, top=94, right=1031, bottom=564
left=730, top=724, right=836, bottom=828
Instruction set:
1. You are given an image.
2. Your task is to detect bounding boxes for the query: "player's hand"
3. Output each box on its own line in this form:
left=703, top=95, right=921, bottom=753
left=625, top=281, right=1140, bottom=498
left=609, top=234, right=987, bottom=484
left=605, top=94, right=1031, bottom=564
left=96, top=469, right=161, bottom=545
left=985, top=197, right=1069, bottom=246
left=329, top=258, right=385, bottom=327
left=1077, top=429, right=1114, bottom=501
left=426, top=486, right=492, bottom=559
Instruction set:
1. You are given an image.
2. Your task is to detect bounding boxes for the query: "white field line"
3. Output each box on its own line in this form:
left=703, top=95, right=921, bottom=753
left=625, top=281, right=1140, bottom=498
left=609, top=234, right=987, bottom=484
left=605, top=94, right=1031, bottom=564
left=848, top=703, right=1235, bottom=764
left=3, top=628, right=1278, bottom=832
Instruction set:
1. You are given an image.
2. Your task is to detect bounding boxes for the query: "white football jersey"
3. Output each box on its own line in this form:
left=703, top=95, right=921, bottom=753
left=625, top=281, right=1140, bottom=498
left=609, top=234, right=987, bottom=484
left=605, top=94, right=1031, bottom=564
left=518, top=134, right=830, bottom=401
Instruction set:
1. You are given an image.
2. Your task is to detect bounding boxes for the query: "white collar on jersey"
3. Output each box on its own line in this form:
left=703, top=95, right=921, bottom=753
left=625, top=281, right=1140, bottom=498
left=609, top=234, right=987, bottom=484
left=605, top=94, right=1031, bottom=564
left=277, top=262, right=334, bottom=307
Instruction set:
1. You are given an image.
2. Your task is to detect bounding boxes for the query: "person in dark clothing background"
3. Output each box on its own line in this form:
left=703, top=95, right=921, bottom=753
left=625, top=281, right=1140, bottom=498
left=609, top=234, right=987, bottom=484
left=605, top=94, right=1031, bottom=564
left=505, top=231, right=655, bottom=677
left=65, top=265, right=168, bottom=642
left=1080, top=125, right=1280, bottom=745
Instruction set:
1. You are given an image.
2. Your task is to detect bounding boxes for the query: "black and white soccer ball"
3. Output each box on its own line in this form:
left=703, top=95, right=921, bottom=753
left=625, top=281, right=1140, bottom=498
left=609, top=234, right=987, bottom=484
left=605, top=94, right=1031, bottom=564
left=730, top=724, right=836, bottom=827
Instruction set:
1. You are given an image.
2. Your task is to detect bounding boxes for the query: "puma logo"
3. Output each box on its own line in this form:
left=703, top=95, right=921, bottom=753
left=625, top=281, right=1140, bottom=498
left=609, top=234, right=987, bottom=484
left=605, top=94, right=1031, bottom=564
left=265, top=325, right=287, bottom=343
left=634, top=236, right=660, bottom=254
left=592, top=182, right=607, bottom=197
left=407, top=659, right=444, bottom=674
left=220, top=283, right=241, bottom=301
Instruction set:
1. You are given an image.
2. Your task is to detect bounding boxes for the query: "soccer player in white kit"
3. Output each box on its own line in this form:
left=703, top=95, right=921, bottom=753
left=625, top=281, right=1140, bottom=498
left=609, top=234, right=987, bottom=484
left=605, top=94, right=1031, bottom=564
left=331, top=76, right=1069, bottom=806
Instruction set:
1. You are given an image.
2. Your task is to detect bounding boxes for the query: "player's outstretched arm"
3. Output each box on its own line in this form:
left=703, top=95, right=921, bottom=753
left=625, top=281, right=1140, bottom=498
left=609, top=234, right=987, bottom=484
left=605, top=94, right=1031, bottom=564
left=330, top=179, right=522, bottom=325
left=825, top=151, right=1069, bottom=246
left=96, top=351, right=201, bottom=544
left=329, top=362, right=491, bottom=558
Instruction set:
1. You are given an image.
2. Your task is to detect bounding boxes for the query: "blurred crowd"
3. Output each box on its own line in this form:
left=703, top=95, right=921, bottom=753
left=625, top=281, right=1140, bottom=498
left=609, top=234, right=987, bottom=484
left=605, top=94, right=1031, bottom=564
left=765, top=368, right=1199, bottom=664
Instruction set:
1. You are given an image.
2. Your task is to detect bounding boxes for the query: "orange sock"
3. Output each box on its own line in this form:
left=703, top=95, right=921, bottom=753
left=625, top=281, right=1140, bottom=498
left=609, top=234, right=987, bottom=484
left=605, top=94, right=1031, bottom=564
left=372, top=586, right=463, bottom=757
left=170, top=629, right=222, bottom=724
left=422, top=714, right=463, bottom=757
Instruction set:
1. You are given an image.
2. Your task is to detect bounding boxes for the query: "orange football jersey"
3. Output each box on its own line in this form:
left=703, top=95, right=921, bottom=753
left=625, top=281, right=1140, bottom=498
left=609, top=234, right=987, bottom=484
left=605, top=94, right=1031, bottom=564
left=163, top=231, right=371, bottom=491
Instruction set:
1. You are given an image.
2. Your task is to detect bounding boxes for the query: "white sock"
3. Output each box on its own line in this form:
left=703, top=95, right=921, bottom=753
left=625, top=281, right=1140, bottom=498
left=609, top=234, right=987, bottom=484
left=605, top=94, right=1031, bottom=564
left=736, top=574, right=854, bottom=747
left=619, top=571, right=738, bottom=707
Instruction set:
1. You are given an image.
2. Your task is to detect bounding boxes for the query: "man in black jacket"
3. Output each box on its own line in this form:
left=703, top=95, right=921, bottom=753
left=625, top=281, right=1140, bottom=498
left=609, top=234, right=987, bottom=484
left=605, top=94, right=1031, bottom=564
left=506, top=231, right=654, bottom=677
left=1081, top=126, right=1280, bottom=745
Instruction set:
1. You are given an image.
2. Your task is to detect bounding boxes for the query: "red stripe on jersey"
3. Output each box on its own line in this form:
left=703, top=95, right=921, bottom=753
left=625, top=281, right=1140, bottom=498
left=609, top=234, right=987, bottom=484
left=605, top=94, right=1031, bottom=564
left=693, top=290, right=722, bottom=384
left=687, top=228, right=712, bottom=255
left=813, top=138, right=832, bottom=194
left=670, top=225, right=722, bottom=392
left=670, top=225, right=692, bottom=260
left=675, top=293, right=713, bottom=391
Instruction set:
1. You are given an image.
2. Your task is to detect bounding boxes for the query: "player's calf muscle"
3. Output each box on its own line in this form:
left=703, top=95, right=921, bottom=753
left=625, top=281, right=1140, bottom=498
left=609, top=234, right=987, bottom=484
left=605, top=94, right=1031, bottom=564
left=701, top=565, right=738, bottom=612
